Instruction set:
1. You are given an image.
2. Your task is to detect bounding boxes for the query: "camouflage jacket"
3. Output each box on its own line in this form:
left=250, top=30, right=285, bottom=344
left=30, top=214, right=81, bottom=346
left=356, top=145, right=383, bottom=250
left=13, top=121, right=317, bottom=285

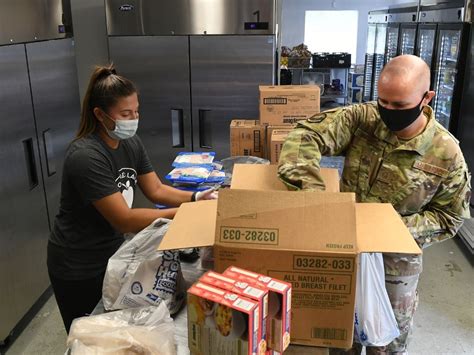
left=278, top=103, right=471, bottom=255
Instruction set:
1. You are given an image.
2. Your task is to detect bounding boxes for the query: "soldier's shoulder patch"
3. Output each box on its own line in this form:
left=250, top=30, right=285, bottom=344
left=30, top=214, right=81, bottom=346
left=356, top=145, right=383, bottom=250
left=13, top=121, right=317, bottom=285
left=307, top=113, right=327, bottom=123
left=413, top=160, right=449, bottom=178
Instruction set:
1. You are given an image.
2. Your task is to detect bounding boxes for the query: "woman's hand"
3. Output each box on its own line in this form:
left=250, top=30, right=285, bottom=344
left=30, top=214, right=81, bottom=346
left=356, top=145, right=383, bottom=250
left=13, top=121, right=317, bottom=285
left=196, top=188, right=219, bottom=201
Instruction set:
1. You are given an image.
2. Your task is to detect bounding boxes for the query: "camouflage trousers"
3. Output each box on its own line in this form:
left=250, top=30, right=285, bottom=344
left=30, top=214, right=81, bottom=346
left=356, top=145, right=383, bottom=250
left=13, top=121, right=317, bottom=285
left=330, top=253, right=422, bottom=355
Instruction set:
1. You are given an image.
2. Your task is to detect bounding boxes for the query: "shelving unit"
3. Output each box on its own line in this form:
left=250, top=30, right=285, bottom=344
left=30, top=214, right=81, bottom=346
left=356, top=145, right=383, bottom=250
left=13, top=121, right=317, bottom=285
left=287, top=67, right=349, bottom=108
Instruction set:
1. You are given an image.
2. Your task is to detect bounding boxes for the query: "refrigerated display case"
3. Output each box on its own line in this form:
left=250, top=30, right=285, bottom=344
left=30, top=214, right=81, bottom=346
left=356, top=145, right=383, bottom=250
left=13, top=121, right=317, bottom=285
left=372, top=23, right=388, bottom=100
left=385, top=24, right=400, bottom=63
left=399, top=24, right=417, bottom=55
left=363, top=23, right=377, bottom=101
left=416, top=24, right=437, bottom=69
left=432, top=25, right=467, bottom=129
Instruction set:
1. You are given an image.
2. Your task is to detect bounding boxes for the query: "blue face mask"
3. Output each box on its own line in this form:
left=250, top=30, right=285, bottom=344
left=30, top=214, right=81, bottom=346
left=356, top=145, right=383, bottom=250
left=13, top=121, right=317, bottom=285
left=102, top=112, right=138, bottom=140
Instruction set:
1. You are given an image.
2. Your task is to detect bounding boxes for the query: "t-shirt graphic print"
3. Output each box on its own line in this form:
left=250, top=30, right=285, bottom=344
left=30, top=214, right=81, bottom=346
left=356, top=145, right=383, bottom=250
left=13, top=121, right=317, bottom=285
left=116, top=167, right=137, bottom=208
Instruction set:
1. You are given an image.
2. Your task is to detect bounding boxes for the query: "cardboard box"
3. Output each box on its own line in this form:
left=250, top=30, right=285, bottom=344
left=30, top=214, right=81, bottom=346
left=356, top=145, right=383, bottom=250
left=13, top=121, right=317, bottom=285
left=230, top=120, right=265, bottom=158
left=348, top=87, right=363, bottom=104
left=348, top=73, right=364, bottom=88
left=200, top=271, right=269, bottom=353
left=270, top=129, right=292, bottom=164
left=188, top=282, right=261, bottom=355
left=265, top=125, right=295, bottom=160
left=224, top=266, right=292, bottom=353
left=259, top=85, right=320, bottom=126
left=161, top=166, right=421, bottom=349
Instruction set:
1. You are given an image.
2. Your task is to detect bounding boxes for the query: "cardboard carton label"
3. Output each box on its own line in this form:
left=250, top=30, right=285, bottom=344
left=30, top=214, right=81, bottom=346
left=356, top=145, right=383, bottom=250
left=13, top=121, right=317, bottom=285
left=220, top=226, right=279, bottom=246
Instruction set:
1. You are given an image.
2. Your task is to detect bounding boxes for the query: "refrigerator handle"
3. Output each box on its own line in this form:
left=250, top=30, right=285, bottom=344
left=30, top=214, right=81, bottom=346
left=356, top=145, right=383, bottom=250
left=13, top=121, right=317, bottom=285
left=22, top=138, right=39, bottom=190
left=171, top=109, right=185, bottom=148
left=43, top=129, right=56, bottom=176
left=198, top=109, right=212, bottom=149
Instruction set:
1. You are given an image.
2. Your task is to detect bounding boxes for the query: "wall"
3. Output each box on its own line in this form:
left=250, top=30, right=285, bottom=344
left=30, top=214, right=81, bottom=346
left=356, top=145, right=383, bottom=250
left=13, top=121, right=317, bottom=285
left=281, top=0, right=417, bottom=64
left=71, top=0, right=109, bottom=101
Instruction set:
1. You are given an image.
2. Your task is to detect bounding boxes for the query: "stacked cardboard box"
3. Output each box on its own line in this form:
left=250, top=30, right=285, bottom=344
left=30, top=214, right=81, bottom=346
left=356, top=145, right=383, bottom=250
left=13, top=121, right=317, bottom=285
left=229, top=119, right=265, bottom=158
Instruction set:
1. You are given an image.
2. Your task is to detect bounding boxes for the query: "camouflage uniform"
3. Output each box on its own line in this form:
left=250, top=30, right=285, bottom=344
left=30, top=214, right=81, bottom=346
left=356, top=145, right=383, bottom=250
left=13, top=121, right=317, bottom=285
left=278, top=103, right=471, bottom=354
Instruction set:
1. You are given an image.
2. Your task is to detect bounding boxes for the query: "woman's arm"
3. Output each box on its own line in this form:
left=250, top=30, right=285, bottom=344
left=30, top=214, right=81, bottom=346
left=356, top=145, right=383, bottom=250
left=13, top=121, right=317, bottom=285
left=137, top=171, right=193, bottom=207
left=93, top=192, right=178, bottom=233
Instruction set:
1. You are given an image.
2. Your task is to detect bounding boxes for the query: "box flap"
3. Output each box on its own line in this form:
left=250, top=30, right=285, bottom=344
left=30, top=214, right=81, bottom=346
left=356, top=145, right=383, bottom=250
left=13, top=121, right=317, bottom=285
left=356, top=203, right=421, bottom=254
left=216, top=189, right=357, bottom=252
left=259, top=85, right=319, bottom=93
left=158, top=200, right=217, bottom=251
left=230, top=164, right=340, bottom=193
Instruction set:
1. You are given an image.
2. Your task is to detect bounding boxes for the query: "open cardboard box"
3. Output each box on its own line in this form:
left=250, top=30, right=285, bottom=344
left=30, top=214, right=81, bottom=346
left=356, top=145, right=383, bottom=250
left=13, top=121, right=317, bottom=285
left=159, top=165, right=421, bottom=349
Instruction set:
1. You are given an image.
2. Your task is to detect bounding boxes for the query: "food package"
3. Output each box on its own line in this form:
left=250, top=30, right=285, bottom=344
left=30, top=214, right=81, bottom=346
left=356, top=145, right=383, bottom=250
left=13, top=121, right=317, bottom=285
left=165, top=166, right=213, bottom=185
left=288, top=43, right=312, bottom=68
left=172, top=152, right=215, bottom=167
left=187, top=282, right=263, bottom=355
left=68, top=304, right=176, bottom=355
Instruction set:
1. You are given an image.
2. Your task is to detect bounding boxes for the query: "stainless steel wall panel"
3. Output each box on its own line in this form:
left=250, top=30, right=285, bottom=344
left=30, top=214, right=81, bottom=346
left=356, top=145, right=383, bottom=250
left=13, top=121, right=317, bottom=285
left=0, top=0, right=66, bottom=45
left=105, top=0, right=277, bottom=35
left=0, top=44, right=50, bottom=341
left=108, top=36, right=193, bottom=184
left=26, top=38, right=81, bottom=227
left=190, top=35, right=274, bottom=158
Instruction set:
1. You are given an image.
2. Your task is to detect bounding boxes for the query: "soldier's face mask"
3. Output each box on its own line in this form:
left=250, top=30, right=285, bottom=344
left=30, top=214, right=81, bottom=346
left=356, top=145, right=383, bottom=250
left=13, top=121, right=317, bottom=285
left=377, top=91, right=428, bottom=132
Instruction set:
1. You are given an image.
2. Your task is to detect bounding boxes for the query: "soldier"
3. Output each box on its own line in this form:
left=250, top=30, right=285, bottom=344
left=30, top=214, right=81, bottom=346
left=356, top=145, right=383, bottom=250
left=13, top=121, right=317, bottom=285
left=278, top=55, right=471, bottom=354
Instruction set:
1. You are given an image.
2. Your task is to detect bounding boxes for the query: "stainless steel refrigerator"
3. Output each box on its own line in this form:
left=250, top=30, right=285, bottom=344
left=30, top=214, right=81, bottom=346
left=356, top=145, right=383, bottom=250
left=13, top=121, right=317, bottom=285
left=418, top=1, right=471, bottom=131
left=105, top=0, right=279, bottom=183
left=0, top=0, right=80, bottom=342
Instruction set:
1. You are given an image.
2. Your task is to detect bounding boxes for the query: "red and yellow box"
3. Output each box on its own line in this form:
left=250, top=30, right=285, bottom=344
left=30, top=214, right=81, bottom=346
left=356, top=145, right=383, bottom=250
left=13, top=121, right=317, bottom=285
left=224, top=266, right=292, bottom=353
left=188, top=281, right=261, bottom=355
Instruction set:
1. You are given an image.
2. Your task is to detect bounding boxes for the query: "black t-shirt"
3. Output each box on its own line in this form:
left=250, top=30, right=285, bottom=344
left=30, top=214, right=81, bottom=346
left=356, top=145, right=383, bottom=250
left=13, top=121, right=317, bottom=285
left=48, top=133, right=153, bottom=280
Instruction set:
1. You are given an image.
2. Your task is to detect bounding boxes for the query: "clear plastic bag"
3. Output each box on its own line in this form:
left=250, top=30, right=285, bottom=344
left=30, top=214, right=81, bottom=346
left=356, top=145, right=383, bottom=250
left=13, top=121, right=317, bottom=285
left=354, top=253, right=400, bottom=346
left=67, top=303, right=176, bottom=355
left=102, top=219, right=186, bottom=314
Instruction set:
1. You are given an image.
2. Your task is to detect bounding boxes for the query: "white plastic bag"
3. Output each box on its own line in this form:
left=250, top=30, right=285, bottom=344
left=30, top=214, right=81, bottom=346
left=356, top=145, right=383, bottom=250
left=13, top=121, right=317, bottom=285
left=67, top=303, right=176, bottom=355
left=354, top=253, right=400, bottom=346
left=102, top=218, right=186, bottom=314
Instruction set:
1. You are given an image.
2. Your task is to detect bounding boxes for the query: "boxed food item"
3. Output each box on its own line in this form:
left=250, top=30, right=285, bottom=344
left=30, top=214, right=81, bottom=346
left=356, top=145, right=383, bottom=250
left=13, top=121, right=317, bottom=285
left=265, top=125, right=295, bottom=160
left=161, top=166, right=420, bottom=349
left=348, top=73, right=364, bottom=88
left=224, top=266, right=292, bottom=353
left=187, top=282, right=261, bottom=355
left=230, top=120, right=265, bottom=158
left=259, top=85, right=320, bottom=126
left=270, top=129, right=292, bottom=164
left=200, top=271, right=268, bottom=353
left=348, top=87, right=363, bottom=104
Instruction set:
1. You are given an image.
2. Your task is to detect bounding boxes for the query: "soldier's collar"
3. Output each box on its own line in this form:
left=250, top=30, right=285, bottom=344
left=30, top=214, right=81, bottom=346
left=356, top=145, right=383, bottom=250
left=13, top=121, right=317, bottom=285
left=374, top=106, right=436, bottom=155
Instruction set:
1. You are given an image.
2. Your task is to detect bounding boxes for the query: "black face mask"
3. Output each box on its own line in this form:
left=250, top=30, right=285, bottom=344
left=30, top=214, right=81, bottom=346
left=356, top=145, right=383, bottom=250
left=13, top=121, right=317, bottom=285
left=377, top=92, right=428, bottom=132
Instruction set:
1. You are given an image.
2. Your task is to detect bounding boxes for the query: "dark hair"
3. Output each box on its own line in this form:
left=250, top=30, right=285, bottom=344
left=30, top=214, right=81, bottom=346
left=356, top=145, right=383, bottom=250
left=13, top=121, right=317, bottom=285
left=75, top=64, right=137, bottom=139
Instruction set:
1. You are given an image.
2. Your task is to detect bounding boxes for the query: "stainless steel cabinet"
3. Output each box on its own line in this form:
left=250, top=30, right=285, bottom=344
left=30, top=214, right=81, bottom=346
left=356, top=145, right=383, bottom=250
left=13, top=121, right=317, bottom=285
left=26, top=38, right=81, bottom=226
left=0, top=44, right=51, bottom=341
left=109, top=35, right=274, bottom=182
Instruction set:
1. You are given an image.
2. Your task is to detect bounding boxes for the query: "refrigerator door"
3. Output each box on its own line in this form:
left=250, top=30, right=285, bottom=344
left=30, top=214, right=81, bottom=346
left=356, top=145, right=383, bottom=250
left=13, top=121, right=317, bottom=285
left=432, top=27, right=463, bottom=129
left=0, top=44, right=50, bottom=341
left=105, top=0, right=278, bottom=36
left=416, top=24, right=437, bottom=69
left=399, top=24, right=417, bottom=55
left=372, top=23, right=388, bottom=100
left=385, top=24, right=400, bottom=64
left=190, top=35, right=274, bottom=158
left=26, top=38, right=81, bottom=227
left=363, top=23, right=377, bottom=101
left=108, top=36, right=192, bottom=183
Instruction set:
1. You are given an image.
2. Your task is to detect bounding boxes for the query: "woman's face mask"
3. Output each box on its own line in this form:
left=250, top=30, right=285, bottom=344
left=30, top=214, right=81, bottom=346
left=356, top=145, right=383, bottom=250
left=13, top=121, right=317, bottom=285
left=377, top=91, right=428, bottom=132
left=101, top=111, right=139, bottom=140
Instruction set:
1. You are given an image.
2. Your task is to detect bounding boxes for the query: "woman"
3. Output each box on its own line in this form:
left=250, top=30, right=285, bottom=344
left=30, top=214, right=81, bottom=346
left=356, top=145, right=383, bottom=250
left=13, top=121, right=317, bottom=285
left=47, top=65, right=216, bottom=333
